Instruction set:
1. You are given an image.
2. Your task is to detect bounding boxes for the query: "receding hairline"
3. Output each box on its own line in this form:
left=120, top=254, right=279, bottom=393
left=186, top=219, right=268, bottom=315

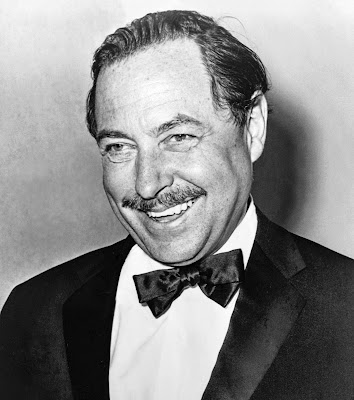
left=96, top=37, right=204, bottom=79
left=93, top=37, right=236, bottom=131
left=86, top=10, right=270, bottom=138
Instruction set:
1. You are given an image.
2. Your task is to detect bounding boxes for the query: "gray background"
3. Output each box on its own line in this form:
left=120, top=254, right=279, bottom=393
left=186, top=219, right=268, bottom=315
left=1, top=0, right=354, bottom=309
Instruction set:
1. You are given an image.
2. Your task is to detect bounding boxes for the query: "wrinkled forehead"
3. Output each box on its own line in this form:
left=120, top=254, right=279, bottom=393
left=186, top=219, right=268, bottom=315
left=96, top=39, right=210, bottom=97
left=94, top=39, right=221, bottom=132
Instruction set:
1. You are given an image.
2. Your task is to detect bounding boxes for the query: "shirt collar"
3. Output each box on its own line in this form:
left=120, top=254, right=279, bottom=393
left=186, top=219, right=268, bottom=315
left=215, top=197, right=257, bottom=267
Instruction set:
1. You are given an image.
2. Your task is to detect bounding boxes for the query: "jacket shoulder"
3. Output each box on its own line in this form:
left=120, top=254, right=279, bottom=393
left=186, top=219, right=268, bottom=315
left=256, top=208, right=353, bottom=271
left=291, top=230, right=354, bottom=272
left=0, top=238, right=134, bottom=400
left=1, top=236, right=134, bottom=315
left=289, top=232, right=354, bottom=304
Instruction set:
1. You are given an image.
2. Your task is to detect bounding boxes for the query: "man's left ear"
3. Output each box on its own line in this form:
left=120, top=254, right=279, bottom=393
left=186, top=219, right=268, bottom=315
left=245, top=91, right=268, bottom=163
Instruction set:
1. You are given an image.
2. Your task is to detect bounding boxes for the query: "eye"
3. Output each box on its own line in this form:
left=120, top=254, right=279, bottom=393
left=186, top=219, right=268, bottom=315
left=106, top=143, right=124, bottom=152
left=163, top=134, right=199, bottom=152
left=170, top=134, right=192, bottom=142
left=101, top=142, right=136, bottom=163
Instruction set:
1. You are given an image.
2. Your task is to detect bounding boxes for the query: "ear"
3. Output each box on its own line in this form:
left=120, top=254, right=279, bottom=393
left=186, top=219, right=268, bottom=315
left=245, top=91, right=268, bottom=163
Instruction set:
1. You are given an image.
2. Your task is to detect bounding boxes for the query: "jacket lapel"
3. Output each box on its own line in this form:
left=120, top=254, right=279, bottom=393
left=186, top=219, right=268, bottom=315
left=63, top=236, right=135, bottom=400
left=203, top=210, right=307, bottom=400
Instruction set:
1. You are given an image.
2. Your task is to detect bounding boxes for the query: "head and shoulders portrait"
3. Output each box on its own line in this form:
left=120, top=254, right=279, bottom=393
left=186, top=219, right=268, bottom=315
left=0, top=2, right=353, bottom=400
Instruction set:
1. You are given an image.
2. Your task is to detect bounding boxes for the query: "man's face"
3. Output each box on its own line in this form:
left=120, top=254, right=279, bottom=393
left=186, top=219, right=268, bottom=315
left=95, top=39, right=261, bottom=266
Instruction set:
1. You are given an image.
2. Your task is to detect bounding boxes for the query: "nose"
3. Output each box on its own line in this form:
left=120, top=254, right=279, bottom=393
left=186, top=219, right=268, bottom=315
left=135, top=150, right=174, bottom=199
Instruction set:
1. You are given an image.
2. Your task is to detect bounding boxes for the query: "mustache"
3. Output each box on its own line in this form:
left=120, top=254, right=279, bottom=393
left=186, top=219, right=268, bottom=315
left=122, top=185, right=207, bottom=212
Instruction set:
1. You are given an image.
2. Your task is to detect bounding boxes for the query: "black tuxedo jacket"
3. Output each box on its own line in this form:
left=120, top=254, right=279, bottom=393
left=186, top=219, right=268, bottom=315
left=1, top=210, right=353, bottom=400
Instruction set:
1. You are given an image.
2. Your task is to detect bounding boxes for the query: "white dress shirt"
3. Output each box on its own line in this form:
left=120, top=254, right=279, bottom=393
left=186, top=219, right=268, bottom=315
left=109, top=201, right=257, bottom=400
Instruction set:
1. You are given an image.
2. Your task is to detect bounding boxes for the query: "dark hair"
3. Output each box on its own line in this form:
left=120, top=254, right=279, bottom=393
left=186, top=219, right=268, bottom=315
left=86, top=10, right=269, bottom=138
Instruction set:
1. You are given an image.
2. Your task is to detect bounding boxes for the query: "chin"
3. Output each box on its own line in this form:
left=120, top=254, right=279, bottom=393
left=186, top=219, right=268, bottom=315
left=142, top=242, right=205, bottom=266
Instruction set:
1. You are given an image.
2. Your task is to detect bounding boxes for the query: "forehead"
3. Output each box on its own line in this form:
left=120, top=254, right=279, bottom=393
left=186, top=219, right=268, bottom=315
left=95, top=39, right=221, bottom=133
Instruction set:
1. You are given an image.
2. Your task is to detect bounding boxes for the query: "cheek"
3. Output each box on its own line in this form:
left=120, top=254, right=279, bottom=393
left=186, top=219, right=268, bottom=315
left=211, top=148, right=252, bottom=202
left=102, top=163, right=134, bottom=202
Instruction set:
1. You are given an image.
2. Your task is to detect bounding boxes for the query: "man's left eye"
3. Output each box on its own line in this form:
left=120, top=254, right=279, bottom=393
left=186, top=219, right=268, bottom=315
left=162, top=133, right=199, bottom=152
left=169, top=134, right=192, bottom=142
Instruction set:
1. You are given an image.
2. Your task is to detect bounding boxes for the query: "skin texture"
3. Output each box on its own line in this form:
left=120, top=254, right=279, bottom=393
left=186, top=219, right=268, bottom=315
left=95, top=39, right=267, bottom=266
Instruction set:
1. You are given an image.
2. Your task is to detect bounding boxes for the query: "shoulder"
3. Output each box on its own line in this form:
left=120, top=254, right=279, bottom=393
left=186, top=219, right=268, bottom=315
left=1, top=236, right=134, bottom=314
left=256, top=208, right=354, bottom=296
left=292, top=231, right=353, bottom=271
left=256, top=207, right=353, bottom=272
left=269, top=217, right=353, bottom=304
left=290, top=232, right=354, bottom=301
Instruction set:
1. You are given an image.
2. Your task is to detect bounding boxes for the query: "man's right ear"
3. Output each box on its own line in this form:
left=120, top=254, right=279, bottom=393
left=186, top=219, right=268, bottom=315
left=245, top=91, right=268, bottom=163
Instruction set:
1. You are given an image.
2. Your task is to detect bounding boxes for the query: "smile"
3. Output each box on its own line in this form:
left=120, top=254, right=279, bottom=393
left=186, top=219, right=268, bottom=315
left=146, top=200, right=194, bottom=219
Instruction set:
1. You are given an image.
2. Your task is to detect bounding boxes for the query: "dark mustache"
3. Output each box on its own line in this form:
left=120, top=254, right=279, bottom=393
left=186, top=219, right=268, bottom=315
left=122, top=186, right=207, bottom=212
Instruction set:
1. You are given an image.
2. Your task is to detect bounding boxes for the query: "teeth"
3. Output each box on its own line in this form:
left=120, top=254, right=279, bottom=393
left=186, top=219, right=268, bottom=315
left=147, top=200, right=194, bottom=218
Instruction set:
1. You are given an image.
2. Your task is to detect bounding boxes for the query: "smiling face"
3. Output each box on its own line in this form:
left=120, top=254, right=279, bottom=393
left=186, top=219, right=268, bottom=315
left=95, top=39, right=266, bottom=266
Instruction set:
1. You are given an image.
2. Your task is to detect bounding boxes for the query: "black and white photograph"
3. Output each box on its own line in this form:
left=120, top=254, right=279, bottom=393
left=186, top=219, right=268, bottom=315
left=1, top=1, right=353, bottom=399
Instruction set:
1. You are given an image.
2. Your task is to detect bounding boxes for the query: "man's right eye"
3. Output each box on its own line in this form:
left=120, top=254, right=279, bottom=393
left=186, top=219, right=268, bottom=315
left=106, top=143, right=125, bottom=153
left=102, top=142, right=136, bottom=163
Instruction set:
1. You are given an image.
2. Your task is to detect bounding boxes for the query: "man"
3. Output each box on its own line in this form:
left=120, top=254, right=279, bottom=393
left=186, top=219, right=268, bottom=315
left=0, top=10, right=353, bottom=400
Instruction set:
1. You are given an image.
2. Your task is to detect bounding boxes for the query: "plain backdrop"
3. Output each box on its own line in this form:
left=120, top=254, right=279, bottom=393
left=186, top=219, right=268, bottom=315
left=1, top=0, right=353, bottom=309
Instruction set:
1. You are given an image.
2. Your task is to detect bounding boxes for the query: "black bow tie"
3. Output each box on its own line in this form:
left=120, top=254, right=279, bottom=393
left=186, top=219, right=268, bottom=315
left=133, top=249, right=245, bottom=318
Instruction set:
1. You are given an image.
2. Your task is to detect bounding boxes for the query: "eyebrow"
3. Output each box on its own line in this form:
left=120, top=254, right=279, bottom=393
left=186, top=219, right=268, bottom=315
left=96, top=113, right=203, bottom=142
left=152, top=113, right=203, bottom=136
left=96, top=129, right=130, bottom=143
